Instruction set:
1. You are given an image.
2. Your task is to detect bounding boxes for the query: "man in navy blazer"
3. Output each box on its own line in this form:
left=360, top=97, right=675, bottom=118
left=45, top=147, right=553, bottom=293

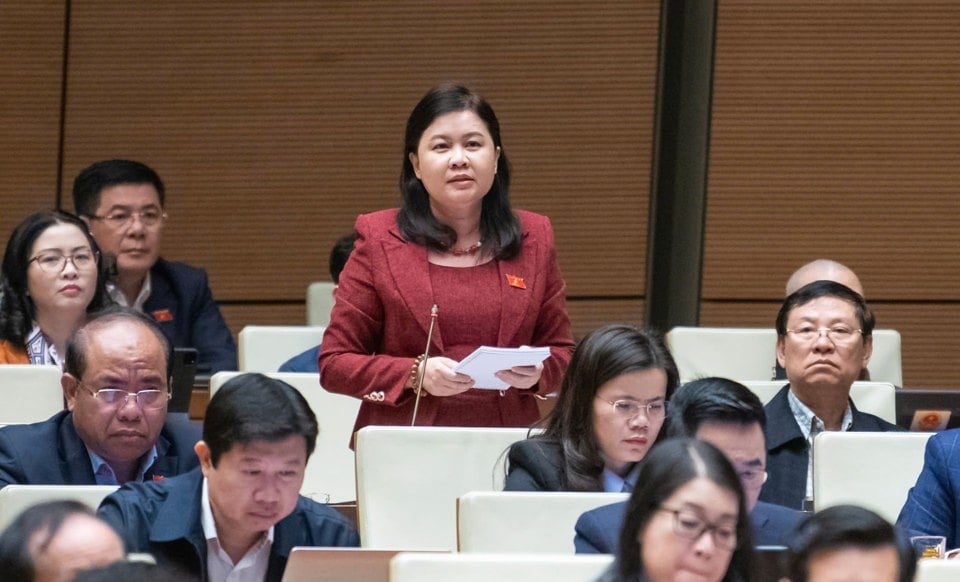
left=99, top=373, right=358, bottom=581
left=74, top=159, right=236, bottom=374
left=575, top=377, right=802, bottom=553
left=0, top=308, right=200, bottom=488
left=897, top=429, right=960, bottom=548
left=761, top=281, right=898, bottom=511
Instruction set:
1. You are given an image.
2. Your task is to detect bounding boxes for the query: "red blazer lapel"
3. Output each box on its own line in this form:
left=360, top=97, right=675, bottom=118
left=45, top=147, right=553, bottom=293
left=381, top=227, right=445, bottom=353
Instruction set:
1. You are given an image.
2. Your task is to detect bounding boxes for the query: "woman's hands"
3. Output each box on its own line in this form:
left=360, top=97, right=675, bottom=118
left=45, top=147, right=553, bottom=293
left=495, top=363, right=543, bottom=390
left=418, top=358, right=544, bottom=396
left=419, top=357, right=475, bottom=396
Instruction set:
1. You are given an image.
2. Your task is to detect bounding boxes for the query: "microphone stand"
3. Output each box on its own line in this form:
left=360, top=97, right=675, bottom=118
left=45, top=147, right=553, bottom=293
left=410, top=304, right=438, bottom=426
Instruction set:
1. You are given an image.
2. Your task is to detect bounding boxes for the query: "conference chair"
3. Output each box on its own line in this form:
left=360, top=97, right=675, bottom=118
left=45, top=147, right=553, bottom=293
left=812, top=431, right=932, bottom=522
left=0, top=484, right=118, bottom=531
left=915, top=559, right=960, bottom=582
left=0, top=365, right=63, bottom=424
left=307, top=281, right=337, bottom=327
left=354, top=426, right=531, bottom=550
left=237, top=325, right=324, bottom=372
left=744, top=380, right=897, bottom=425
left=389, top=552, right=613, bottom=582
left=209, top=371, right=360, bottom=503
left=666, top=327, right=903, bottom=386
left=457, top=491, right=629, bottom=553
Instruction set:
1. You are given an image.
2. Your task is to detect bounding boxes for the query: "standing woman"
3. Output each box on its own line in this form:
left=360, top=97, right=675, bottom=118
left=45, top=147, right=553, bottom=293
left=319, top=84, right=574, bottom=434
left=0, top=211, right=112, bottom=366
left=598, top=438, right=755, bottom=582
left=504, top=324, right=679, bottom=492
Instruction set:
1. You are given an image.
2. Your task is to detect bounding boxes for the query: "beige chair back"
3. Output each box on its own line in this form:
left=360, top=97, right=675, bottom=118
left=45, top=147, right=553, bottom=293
left=307, top=281, right=337, bottom=327
left=355, top=426, right=530, bottom=550
left=237, top=325, right=324, bottom=372
left=457, top=491, right=628, bottom=553
left=389, top=552, right=613, bottom=582
left=0, top=365, right=63, bottom=424
left=813, top=431, right=932, bottom=522
left=743, top=381, right=897, bottom=425
left=0, top=484, right=118, bottom=531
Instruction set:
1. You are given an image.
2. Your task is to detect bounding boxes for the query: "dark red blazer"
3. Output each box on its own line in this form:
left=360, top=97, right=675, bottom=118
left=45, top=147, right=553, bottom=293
left=319, top=208, right=574, bottom=433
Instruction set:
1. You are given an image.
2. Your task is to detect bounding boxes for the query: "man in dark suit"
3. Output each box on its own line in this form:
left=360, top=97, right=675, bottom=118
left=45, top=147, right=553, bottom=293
left=73, top=159, right=236, bottom=373
left=98, top=373, right=359, bottom=581
left=575, top=377, right=802, bottom=553
left=762, top=280, right=898, bottom=511
left=0, top=307, right=201, bottom=487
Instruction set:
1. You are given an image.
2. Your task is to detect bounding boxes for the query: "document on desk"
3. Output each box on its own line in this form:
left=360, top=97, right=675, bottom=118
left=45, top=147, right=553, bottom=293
left=454, top=346, right=552, bottom=390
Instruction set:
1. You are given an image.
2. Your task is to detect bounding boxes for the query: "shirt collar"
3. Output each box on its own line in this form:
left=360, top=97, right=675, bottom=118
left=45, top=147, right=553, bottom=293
left=787, top=388, right=854, bottom=440
left=25, top=325, right=61, bottom=368
left=201, top=477, right=275, bottom=544
left=86, top=445, right=159, bottom=485
left=602, top=463, right=640, bottom=493
left=106, top=271, right=152, bottom=310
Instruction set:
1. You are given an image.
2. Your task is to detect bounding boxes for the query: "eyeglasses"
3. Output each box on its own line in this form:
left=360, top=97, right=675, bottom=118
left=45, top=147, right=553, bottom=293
left=596, top=397, right=667, bottom=419
left=88, top=209, right=167, bottom=229
left=785, top=325, right=863, bottom=344
left=82, top=383, right=170, bottom=410
left=29, top=249, right=99, bottom=273
left=658, top=507, right=739, bottom=550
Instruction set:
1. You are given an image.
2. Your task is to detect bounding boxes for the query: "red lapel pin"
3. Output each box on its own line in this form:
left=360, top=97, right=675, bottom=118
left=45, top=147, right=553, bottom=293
left=506, top=274, right=526, bottom=289
left=152, top=309, right=173, bottom=322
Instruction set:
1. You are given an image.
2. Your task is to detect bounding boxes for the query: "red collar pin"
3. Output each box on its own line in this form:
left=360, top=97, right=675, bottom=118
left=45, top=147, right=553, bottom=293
left=152, top=309, right=173, bottom=322
left=506, top=274, right=526, bottom=289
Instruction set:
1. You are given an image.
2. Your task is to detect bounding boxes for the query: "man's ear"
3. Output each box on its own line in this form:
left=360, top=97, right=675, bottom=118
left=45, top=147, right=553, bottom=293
left=62, top=374, right=80, bottom=411
left=195, top=441, right=213, bottom=476
left=776, top=336, right=787, bottom=369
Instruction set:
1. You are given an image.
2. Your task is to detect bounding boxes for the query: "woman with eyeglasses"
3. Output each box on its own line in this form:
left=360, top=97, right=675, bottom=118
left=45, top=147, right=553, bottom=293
left=504, top=324, right=679, bottom=492
left=0, top=211, right=112, bottom=366
left=597, top=438, right=755, bottom=582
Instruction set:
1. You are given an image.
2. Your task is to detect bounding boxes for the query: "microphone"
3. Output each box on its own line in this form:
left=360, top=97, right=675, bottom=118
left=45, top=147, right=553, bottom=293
left=410, top=304, right=438, bottom=426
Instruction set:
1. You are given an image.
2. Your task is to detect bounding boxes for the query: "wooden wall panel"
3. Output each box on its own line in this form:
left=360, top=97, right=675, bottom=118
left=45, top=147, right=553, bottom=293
left=57, top=1, right=659, bottom=338
left=704, top=1, right=960, bottom=387
left=0, top=1, right=64, bottom=235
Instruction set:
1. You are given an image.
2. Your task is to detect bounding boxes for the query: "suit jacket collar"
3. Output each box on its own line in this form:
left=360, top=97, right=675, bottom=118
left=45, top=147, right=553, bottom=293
left=382, top=223, right=533, bottom=352
left=765, top=385, right=805, bottom=451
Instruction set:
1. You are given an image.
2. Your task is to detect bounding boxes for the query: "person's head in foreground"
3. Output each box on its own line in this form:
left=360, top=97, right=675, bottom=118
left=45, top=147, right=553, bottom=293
left=542, top=323, right=679, bottom=490
left=607, top=438, right=754, bottom=582
left=196, top=372, right=318, bottom=560
left=0, top=500, right=124, bottom=582
left=784, top=505, right=915, bottom=582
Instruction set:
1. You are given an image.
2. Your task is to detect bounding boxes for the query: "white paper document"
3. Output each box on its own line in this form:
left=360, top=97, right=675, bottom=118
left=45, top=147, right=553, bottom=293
left=453, top=346, right=552, bottom=390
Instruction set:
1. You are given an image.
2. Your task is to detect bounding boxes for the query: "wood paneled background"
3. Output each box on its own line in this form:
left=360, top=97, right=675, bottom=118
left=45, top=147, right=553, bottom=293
left=2, top=1, right=958, bottom=387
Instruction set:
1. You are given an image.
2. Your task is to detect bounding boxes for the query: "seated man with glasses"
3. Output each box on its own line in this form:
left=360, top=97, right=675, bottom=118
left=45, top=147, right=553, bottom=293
left=762, top=280, right=899, bottom=511
left=73, top=159, right=236, bottom=374
left=0, top=307, right=201, bottom=487
left=575, top=377, right=803, bottom=552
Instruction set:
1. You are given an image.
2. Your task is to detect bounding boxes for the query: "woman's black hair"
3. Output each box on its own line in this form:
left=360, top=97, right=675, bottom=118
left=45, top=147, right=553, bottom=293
left=614, top=438, right=755, bottom=582
left=535, top=324, right=679, bottom=490
left=396, top=83, right=522, bottom=260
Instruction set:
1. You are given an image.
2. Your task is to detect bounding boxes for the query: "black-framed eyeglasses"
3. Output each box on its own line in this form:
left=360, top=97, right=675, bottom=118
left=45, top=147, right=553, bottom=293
left=785, top=325, right=863, bottom=345
left=29, top=249, right=99, bottom=273
left=88, top=209, right=167, bottom=229
left=596, top=397, right=667, bottom=420
left=658, top=507, right=739, bottom=550
left=81, top=382, right=170, bottom=410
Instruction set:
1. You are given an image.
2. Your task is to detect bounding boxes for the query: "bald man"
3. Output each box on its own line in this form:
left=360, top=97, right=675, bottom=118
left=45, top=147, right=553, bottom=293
left=785, top=259, right=864, bottom=297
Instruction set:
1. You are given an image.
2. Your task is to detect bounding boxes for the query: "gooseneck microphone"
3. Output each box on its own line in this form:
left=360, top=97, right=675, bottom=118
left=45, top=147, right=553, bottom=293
left=410, top=304, right=439, bottom=426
